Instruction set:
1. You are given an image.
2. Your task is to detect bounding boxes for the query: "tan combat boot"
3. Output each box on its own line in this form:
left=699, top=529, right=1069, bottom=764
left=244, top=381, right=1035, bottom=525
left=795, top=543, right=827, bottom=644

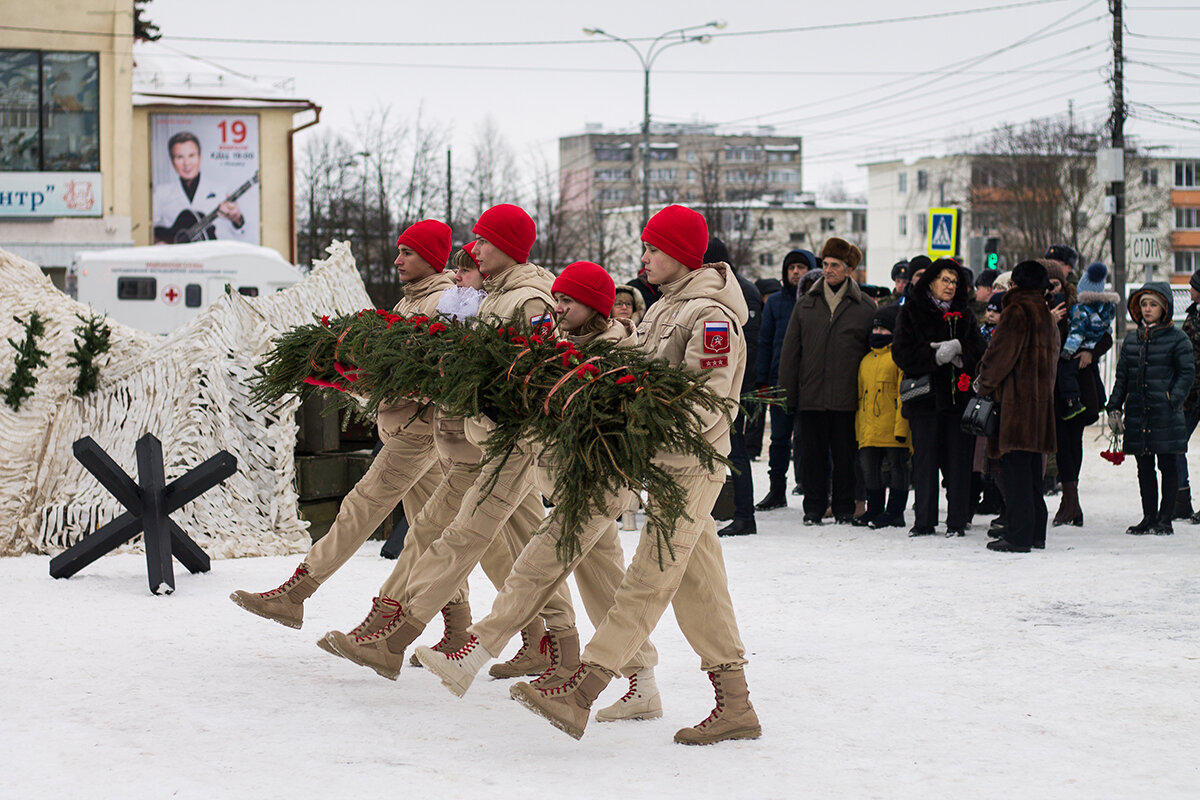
left=317, top=596, right=397, bottom=658
left=673, top=669, right=762, bottom=745
left=488, top=618, right=551, bottom=679
left=323, top=604, right=424, bottom=680
left=528, top=627, right=580, bottom=691
left=415, top=635, right=495, bottom=698
left=511, top=664, right=611, bottom=740
left=595, top=668, right=663, bottom=722
left=410, top=601, right=472, bottom=667
left=229, top=563, right=319, bottom=629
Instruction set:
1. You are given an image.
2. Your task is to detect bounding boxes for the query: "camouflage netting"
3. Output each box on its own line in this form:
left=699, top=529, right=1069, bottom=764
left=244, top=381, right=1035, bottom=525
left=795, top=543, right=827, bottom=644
left=0, top=241, right=371, bottom=558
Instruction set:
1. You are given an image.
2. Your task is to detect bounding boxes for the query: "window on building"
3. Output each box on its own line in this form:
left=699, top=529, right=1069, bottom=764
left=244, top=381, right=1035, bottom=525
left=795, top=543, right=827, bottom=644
left=917, top=170, right=928, bottom=191
left=820, top=217, right=835, bottom=232
left=768, top=169, right=799, bottom=184
left=593, top=144, right=632, bottom=161
left=723, top=145, right=762, bottom=162
left=117, top=277, right=156, bottom=300
left=789, top=232, right=806, bottom=243
left=767, top=151, right=795, bottom=163
left=687, top=169, right=696, bottom=183
left=759, top=216, right=774, bottom=231
left=597, top=188, right=631, bottom=203
left=1175, top=251, right=1200, bottom=274
left=686, top=150, right=697, bottom=163
left=917, top=214, right=927, bottom=238
left=648, top=145, right=677, bottom=161
left=1175, top=161, right=1200, bottom=188
left=897, top=172, right=908, bottom=194
left=851, top=211, right=867, bottom=233
left=0, top=50, right=100, bottom=171
left=758, top=253, right=774, bottom=266
left=898, top=215, right=907, bottom=236
left=1177, top=207, right=1200, bottom=229
left=646, top=168, right=677, bottom=182
left=1141, top=212, right=1160, bottom=230
left=1142, top=167, right=1158, bottom=186
left=593, top=168, right=632, bottom=182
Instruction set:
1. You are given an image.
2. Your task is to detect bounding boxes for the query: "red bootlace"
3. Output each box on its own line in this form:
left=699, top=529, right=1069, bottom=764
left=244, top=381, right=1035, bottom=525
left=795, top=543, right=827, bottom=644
left=696, top=672, right=724, bottom=729
left=539, top=663, right=587, bottom=696
left=431, top=605, right=454, bottom=650
left=530, top=634, right=560, bottom=687
left=616, top=674, right=639, bottom=703
left=446, top=635, right=479, bottom=661
left=259, top=565, right=308, bottom=598
left=348, top=597, right=382, bottom=637
left=354, top=597, right=402, bottom=642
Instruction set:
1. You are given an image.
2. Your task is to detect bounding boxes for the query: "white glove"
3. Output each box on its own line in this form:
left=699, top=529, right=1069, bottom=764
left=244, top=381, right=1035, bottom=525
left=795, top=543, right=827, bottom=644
left=1108, top=410, right=1124, bottom=435
left=931, top=339, right=963, bottom=366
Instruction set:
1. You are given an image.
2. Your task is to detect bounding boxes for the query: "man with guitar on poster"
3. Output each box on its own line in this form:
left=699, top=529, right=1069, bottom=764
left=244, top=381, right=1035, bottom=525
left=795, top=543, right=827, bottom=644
left=153, top=131, right=256, bottom=244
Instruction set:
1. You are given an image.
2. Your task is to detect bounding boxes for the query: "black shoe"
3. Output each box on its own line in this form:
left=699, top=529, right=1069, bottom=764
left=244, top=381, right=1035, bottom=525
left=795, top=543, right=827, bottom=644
left=802, top=515, right=823, bottom=526
left=850, top=513, right=875, bottom=527
left=868, top=513, right=905, bottom=529
left=1052, top=513, right=1083, bottom=527
left=1150, top=520, right=1174, bottom=535
left=1032, top=540, right=1046, bottom=550
left=718, top=518, right=757, bottom=537
left=834, top=514, right=855, bottom=525
left=1173, top=487, right=1193, bottom=520
left=791, top=485, right=803, bottom=496
left=945, top=527, right=966, bottom=538
left=987, top=537, right=1031, bottom=553
left=754, top=488, right=787, bottom=512
left=908, top=526, right=936, bottom=537
left=1126, top=517, right=1156, bottom=535
left=1059, top=397, right=1085, bottom=421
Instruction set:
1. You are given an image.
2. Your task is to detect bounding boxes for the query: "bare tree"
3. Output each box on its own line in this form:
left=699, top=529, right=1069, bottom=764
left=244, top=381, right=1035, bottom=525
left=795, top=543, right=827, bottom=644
left=295, top=130, right=358, bottom=270
left=469, top=116, right=521, bottom=218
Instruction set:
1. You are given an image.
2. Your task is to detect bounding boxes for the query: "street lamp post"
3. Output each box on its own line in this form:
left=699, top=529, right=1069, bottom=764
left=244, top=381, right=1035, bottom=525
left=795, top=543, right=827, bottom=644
left=584, top=21, right=726, bottom=230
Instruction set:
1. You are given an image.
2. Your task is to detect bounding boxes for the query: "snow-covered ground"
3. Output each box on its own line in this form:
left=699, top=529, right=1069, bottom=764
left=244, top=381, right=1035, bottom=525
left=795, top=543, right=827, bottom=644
left=3, top=429, right=1198, bottom=799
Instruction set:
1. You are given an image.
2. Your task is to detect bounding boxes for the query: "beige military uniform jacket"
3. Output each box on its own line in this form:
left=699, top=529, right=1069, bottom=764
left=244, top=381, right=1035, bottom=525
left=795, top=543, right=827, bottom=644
left=377, top=271, right=454, bottom=437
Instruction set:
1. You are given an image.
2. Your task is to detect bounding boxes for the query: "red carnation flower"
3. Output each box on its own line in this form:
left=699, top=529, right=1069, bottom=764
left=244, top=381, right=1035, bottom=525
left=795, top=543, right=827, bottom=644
left=530, top=335, right=544, bottom=345
left=428, top=322, right=447, bottom=335
left=956, top=373, right=971, bottom=392
left=497, top=326, right=507, bottom=337
left=574, top=363, right=600, bottom=380
left=508, top=327, right=518, bottom=336
left=561, top=352, right=578, bottom=368
left=510, top=335, right=527, bottom=345
left=943, top=311, right=963, bottom=321
left=616, top=374, right=636, bottom=385
left=556, top=341, right=574, bottom=351
left=320, top=315, right=331, bottom=327
left=1100, top=450, right=1126, bottom=466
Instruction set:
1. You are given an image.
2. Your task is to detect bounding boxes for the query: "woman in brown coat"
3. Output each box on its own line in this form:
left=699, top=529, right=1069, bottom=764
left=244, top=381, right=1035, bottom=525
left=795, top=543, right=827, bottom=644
left=975, top=260, right=1061, bottom=553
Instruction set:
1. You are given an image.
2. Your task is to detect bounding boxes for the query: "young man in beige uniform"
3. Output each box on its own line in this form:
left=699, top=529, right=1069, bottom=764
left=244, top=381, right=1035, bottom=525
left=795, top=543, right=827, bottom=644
left=415, top=261, right=662, bottom=721
left=511, top=205, right=761, bottom=745
left=322, top=204, right=578, bottom=682
left=230, top=220, right=460, bottom=633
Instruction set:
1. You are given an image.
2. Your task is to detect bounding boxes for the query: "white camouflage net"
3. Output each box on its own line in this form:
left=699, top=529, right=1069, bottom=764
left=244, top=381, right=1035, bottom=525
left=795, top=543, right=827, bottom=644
left=0, top=241, right=372, bottom=559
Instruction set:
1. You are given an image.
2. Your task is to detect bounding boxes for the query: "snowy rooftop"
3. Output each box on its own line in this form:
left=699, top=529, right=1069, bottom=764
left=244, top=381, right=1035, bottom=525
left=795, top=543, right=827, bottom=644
left=132, top=40, right=314, bottom=109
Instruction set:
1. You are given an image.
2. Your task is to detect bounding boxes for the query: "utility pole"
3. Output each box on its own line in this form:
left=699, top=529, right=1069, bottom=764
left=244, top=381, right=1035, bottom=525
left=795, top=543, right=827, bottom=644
left=1110, top=0, right=1127, bottom=336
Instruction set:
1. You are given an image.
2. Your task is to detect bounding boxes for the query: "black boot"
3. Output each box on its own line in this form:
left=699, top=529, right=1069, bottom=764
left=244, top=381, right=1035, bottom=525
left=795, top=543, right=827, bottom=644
left=1173, top=486, right=1193, bottom=520
left=852, top=488, right=884, bottom=526
left=754, top=479, right=787, bottom=512
left=718, top=518, right=757, bottom=537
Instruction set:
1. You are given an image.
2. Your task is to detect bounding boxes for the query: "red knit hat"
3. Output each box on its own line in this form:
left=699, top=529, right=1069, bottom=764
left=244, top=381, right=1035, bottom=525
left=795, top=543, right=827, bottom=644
left=641, top=205, right=709, bottom=270
left=396, top=219, right=452, bottom=272
left=552, top=261, right=616, bottom=317
left=472, top=204, right=536, bottom=263
left=461, top=240, right=481, bottom=268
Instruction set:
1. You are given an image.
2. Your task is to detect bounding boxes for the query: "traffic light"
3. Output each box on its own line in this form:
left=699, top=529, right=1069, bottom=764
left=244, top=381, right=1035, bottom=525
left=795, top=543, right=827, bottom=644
left=984, top=237, right=1000, bottom=270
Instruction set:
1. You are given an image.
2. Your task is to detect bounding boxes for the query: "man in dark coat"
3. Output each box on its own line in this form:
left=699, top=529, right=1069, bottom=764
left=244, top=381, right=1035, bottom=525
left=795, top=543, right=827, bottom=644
left=705, top=238, right=763, bottom=536
left=777, top=237, right=876, bottom=524
left=975, top=260, right=1061, bottom=552
left=754, top=248, right=818, bottom=511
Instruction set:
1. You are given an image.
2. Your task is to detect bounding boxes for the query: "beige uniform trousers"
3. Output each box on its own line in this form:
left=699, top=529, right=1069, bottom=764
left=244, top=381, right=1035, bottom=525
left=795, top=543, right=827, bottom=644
left=581, top=468, right=748, bottom=676
left=382, top=443, right=575, bottom=631
left=377, top=415, right=574, bottom=631
left=470, top=461, right=657, bottom=675
left=304, top=410, right=440, bottom=584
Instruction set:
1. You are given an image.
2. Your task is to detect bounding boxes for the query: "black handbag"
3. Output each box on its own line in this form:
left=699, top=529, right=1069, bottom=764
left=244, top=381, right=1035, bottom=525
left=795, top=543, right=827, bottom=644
left=899, top=374, right=932, bottom=403
left=961, top=395, right=1000, bottom=438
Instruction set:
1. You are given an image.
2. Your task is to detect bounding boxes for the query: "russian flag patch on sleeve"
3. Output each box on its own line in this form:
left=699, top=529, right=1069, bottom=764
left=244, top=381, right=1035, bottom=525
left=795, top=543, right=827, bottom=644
left=703, top=321, right=731, bottom=354
left=530, top=313, right=553, bottom=332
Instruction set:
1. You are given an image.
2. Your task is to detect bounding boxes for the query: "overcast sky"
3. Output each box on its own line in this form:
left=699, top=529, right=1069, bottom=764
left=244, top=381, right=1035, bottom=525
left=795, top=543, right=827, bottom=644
left=144, top=0, right=1199, bottom=198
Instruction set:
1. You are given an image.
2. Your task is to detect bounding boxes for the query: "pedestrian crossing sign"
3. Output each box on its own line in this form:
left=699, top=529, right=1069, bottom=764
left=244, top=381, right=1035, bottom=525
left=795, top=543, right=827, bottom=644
left=927, top=208, right=960, bottom=259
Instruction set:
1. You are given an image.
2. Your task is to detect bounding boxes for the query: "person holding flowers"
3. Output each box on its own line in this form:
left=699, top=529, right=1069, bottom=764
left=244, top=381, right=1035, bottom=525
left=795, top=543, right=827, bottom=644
left=1106, top=282, right=1195, bottom=535
left=415, top=260, right=664, bottom=722
left=892, top=257, right=987, bottom=538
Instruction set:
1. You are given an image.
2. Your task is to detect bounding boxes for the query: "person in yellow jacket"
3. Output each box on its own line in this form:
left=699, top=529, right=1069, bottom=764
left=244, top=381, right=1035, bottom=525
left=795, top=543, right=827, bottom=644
left=853, top=303, right=912, bottom=529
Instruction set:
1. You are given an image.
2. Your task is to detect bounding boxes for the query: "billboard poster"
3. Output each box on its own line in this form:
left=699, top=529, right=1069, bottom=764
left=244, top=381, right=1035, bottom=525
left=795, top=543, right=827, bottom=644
left=150, top=113, right=260, bottom=245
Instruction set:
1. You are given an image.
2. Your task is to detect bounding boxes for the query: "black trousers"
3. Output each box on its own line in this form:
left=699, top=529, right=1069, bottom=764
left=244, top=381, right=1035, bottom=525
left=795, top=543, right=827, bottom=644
left=908, top=408, right=974, bottom=529
left=1135, top=453, right=1179, bottom=521
left=1055, top=414, right=1086, bottom=484
left=729, top=410, right=755, bottom=522
left=998, top=450, right=1048, bottom=547
left=860, top=446, right=910, bottom=515
left=798, top=409, right=856, bottom=519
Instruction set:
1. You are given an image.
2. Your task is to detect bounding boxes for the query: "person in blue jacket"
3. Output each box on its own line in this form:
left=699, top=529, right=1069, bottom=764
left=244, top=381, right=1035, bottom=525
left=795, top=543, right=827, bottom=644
left=754, top=248, right=819, bottom=511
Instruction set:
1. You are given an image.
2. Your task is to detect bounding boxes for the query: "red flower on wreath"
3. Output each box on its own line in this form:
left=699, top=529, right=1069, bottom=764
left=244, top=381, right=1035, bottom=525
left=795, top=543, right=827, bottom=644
left=956, top=373, right=971, bottom=392
left=320, top=315, right=331, bottom=327
left=574, top=363, right=600, bottom=380
left=497, top=326, right=507, bottom=337
left=561, top=351, right=579, bottom=368
left=510, top=335, right=527, bottom=345
left=428, top=322, right=447, bottom=335
left=530, top=335, right=544, bottom=345
left=616, top=374, right=636, bottom=385
left=556, top=341, right=574, bottom=351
